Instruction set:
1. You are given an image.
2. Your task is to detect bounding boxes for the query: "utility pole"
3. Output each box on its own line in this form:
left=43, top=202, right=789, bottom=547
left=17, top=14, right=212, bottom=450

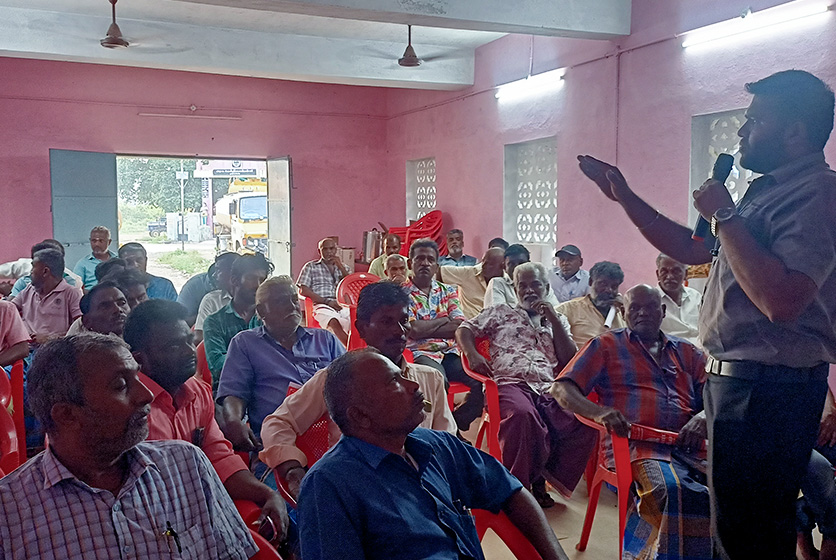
left=176, top=162, right=189, bottom=252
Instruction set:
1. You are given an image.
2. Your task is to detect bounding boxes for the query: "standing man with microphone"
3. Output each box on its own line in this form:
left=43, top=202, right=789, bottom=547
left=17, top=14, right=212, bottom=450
left=576, top=70, right=836, bottom=560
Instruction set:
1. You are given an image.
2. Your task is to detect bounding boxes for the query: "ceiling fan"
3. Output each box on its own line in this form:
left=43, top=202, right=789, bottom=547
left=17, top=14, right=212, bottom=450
left=101, top=0, right=129, bottom=49
left=398, top=25, right=421, bottom=67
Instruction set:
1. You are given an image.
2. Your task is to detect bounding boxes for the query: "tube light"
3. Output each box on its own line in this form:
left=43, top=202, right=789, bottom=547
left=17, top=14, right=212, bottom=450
left=681, top=1, right=830, bottom=48
left=495, top=68, right=566, bottom=101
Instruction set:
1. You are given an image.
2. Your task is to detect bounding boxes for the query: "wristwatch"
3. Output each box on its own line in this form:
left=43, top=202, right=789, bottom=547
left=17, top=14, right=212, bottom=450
left=711, top=206, right=737, bottom=237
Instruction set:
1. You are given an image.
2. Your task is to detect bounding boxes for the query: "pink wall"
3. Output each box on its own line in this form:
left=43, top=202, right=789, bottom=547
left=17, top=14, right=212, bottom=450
left=0, top=58, right=395, bottom=273
left=385, top=0, right=836, bottom=288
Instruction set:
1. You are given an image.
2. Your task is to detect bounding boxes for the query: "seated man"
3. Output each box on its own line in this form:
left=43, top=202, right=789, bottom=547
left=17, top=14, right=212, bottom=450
left=13, top=248, right=82, bottom=344
left=103, top=267, right=150, bottom=310
left=0, top=300, right=28, bottom=367
left=457, top=262, right=596, bottom=506
left=203, top=253, right=272, bottom=390
left=404, top=239, right=483, bottom=435
left=438, top=228, right=477, bottom=267
left=297, top=237, right=350, bottom=345
left=655, top=253, right=701, bottom=346
left=299, top=350, right=568, bottom=560
left=557, top=260, right=626, bottom=348
left=66, top=280, right=130, bottom=337
left=383, top=253, right=408, bottom=285
left=123, top=300, right=289, bottom=545
left=260, top=281, right=456, bottom=501
left=484, top=243, right=559, bottom=308
left=118, top=242, right=178, bottom=301
left=182, top=252, right=238, bottom=329
left=9, top=240, right=82, bottom=298
left=439, top=247, right=506, bottom=319
left=94, top=257, right=127, bottom=284
left=216, top=277, right=344, bottom=464
left=548, top=244, right=590, bottom=303
left=552, top=285, right=711, bottom=560
left=0, top=334, right=257, bottom=559
left=73, top=225, right=117, bottom=290
left=368, top=233, right=402, bottom=278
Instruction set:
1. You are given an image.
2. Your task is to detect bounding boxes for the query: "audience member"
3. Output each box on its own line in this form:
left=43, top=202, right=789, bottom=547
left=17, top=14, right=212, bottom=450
left=73, top=226, right=117, bottom=290
left=123, top=300, right=289, bottom=545
left=9, top=240, right=81, bottom=298
left=118, top=242, right=178, bottom=301
left=260, top=281, right=455, bottom=501
left=438, top=229, right=477, bottom=267
left=216, top=277, right=344, bottom=459
left=439, top=247, right=506, bottom=319
left=457, top=262, right=594, bottom=507
left=798, top=445, right=836, bottom=560
left=194, top=252, right=241, bottom=341
left=299, top=350, right=568, bottom=560
left=383, top=253, right=408, bottom=285
left=13, top=249, right=82, bottom=344
left=548, top=244, right=590, bottom=303
left=179, top=252, right=238, bottom=327
left=656, top=253, right=702, bottom=346
left=557, top=260, right=626, bottom=348
left=66, top=281, right=129, bottom=337
left=404, top=239, right=483, bottom=435
left=104, top=267, right=150, bottom=310
left=94, top=257, right=126, bottom=283
left=297, top=237, right=350, bottom=345
left=0, top=300, right=28, bottom=367
left=203, top=253, right=272, bottom=390
left=488, top=237, right=510, bottom=251
left=484, top=243, right=559, bottom=308
left=552, top=285, right=711, bottom=560
left=367, top=233, right=402, bottom=278
left=0, top=334, right=258, bottom=559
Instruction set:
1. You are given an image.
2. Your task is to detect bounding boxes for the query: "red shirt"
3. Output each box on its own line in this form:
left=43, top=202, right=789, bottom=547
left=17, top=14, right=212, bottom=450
left=140, top=372, right=247, bottom=483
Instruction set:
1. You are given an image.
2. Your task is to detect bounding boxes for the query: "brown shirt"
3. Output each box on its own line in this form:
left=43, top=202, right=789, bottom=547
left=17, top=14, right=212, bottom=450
left=700, top=152, right=836, bottom=368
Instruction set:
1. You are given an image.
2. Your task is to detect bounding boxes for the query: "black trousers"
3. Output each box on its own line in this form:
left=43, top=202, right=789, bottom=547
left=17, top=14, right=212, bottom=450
left=414, top=353, right=484, bottom=432
left=705, top=367, right=828, bottom=560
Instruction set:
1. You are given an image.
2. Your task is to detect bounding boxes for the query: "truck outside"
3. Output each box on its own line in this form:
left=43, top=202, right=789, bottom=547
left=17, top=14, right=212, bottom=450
left=214, top=178, right=268, bottom=254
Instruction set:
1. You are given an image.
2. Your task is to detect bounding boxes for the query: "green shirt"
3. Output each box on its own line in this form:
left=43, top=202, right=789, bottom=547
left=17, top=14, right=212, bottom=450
left=202, top=302, right=261, bottom=391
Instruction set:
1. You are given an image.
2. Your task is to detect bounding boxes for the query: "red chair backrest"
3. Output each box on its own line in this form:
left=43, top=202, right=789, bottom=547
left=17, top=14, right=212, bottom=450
left=248, top=528, right=285, bottom=559
left=195, top=341, right=212, bottom=387
left=303, top=297, right=319, bottom=328
left=0, top=408, right=20, bottom=474
left=473, top=509, right=543, bottom=560
left=0, top=367, right=11, bottom=409
left=403, top=348, right=414, bottom=363
left=285, top=385, right=331, bottom=466
left=336, top=273, right=379, bottom=306
left=9, top=360, right=25, bottom=462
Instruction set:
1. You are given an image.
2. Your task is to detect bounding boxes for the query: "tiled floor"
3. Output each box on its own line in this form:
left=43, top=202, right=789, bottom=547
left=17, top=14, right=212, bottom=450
left=482, top=482, right=620, bottom=560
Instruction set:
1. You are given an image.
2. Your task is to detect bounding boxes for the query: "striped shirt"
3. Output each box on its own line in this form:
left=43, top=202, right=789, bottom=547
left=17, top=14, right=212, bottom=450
left=0, top=440, right=257, bottom=560
left=557, top=328, right=706, bottom=463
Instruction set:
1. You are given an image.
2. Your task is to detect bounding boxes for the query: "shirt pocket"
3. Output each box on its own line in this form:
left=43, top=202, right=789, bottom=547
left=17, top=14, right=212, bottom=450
left=138, top=522, right=208, bottom=559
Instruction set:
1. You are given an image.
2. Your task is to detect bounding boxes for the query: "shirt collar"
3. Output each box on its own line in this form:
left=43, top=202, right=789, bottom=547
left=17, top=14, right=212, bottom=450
left=765, top=151, right=827, bottom=185
left=625, top=327, right=675, bottom=349
left=87, top=250, right=117, bottom=261
left=42, top=444, right=158, bottom=491
left=342, top=431, right=434, bottom=470
left=256, top=324, right=311, bottom=342
left=138, top=371, right=197, bottom=410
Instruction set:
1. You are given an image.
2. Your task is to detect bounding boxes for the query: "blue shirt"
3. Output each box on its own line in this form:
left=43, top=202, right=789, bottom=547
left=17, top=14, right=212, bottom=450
left=216, top=326, right=344, bottom=437
left=72, top=251, right=117, bottom=290
left=438, top=254, right=477, bottom=267
left=299, top=428, right=522, bottom=560
left=177, top=271, right=215, bottom=317
left=147, top=274, right=178, bottom=301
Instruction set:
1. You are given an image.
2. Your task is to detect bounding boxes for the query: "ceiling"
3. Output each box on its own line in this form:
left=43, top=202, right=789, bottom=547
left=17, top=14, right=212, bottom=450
left=0, top=0, right=631, bottom=90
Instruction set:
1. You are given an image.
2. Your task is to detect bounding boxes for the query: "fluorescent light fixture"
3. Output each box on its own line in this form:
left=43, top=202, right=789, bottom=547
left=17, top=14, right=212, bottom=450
left=495, top=68, right=566, bottom=101
left=681, top=1, right=830, bottom=48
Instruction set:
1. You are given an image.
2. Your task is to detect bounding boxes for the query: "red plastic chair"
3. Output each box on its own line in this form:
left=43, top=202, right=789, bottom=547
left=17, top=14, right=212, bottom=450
left=473, top=509, right=543, bottom=560
left=447, top=382, right=470, bottom=413
left=573, top=414, right=679, bottom=560
left=195, top=341, right=213, bottom=387
left=0, top=367, right=11, bottom=409
left=303, top=297, right=319, bottom=328
left=389, top=210, right=447, bottom=257
left=248, top=528, right=285, bottom=559
left=336, top=273, right=380, bottom=350
left=9, top=360, right=25, bottom=462
left=0, top=408, right=20, bottom=475
left=460, top=339, right=500, bottom=462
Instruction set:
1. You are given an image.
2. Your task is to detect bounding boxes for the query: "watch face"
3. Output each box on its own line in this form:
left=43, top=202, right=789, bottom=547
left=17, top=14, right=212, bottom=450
left=715, top=207, right=736, bottom=222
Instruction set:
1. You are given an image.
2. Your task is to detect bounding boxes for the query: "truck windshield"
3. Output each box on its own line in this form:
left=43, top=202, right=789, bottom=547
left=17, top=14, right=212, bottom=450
left=239, top=196, right=267, bottom=220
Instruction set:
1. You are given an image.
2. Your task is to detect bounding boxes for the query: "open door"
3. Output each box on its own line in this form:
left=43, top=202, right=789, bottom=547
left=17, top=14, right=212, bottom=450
left=267, top=157, right=292, bottom=276
left=50, top=149, right=119, bottom=268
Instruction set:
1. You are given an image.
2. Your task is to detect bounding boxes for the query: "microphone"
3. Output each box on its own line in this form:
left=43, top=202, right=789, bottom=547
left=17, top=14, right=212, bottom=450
left=692, top=153, right=735, bottom=241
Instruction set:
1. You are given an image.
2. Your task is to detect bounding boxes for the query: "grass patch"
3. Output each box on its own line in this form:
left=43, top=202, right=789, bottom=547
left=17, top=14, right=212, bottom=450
left=158, top=250, right=211, bottom=275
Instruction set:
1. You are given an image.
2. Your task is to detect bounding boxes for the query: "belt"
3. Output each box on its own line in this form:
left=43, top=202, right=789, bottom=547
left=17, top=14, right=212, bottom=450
left=705, top=356, right=828, bottom=383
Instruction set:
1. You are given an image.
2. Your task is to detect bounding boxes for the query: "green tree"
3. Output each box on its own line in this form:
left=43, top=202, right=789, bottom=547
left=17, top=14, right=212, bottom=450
left=117, top=157, right=229, bottom=213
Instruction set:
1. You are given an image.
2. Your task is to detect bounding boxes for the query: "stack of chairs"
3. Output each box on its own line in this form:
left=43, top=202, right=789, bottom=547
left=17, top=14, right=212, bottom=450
left=388, top=210, right=447, bottom=257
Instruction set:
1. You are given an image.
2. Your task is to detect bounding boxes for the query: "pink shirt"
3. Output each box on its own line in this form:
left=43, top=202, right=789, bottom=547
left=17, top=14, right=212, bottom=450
left=140, top=372, right=247, bottom=483
left=0, top=300, right=29, bottom=352
left=13, top=280, right=81, bottom=336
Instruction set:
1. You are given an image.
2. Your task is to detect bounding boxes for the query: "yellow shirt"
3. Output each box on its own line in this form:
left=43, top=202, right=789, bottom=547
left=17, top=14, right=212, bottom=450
left=557, top=294, right=625, bottom=349
left=439, top=264, right=494, bottom=319
left=368, top=254, right=387, bottom=278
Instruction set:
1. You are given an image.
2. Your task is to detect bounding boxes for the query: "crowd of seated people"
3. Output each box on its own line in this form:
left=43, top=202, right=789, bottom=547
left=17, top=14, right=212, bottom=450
left=0, top=224, right=732, bottom=560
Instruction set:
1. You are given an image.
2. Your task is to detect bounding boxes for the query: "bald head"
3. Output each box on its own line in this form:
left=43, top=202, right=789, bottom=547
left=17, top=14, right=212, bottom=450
left=481, top=247, right=506, bottom=281
left=624, top=284, right=665, bottom=341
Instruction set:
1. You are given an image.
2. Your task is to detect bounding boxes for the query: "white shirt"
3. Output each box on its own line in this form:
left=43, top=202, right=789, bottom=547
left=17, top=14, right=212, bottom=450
left=658, top=284, right=702, bottom=347
left=548, top=268, right=590, bottom=303
left=484, top=277, right=560, bottom=309
left=195, top=289, right=232, bottom=331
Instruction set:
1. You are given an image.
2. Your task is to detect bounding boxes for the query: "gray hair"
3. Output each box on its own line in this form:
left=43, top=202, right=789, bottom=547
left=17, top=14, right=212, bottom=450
left=513, top=261, right=549, bottom=286
left=90, top=225, right=111, bottom=238
left=255, top=275, right=296, bottom=305
left=385, top=254, right=407, bottom=268
left=29, top=334, right=130, bottom=433
left=324, top=349, right=382, bottom=435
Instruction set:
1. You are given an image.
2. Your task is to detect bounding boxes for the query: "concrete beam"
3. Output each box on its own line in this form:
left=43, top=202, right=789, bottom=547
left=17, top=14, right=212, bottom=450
left=0, top=7, right=475, bottom=90
left=175, top=0, right=632, bottom=38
